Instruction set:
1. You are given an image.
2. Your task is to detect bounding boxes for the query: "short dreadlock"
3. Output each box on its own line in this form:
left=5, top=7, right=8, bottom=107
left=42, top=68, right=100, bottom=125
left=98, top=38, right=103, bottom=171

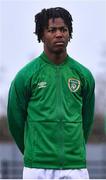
left=34, top=7, right=73, bottom=42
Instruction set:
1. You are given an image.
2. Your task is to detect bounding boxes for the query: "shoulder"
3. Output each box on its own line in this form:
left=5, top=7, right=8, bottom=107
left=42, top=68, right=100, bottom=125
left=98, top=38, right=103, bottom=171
left=67, top=56, right=95, bottom=85
left=14, top=54, right=42, bottom=79
left=11, top=54, right=43, bottom=87
left=18, top=55, right=41, bottom=76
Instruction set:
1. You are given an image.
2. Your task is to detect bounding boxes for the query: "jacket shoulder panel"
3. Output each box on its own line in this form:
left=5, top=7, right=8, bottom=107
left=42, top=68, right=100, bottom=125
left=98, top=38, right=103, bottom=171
left=67, top=56, right=95, bottom=87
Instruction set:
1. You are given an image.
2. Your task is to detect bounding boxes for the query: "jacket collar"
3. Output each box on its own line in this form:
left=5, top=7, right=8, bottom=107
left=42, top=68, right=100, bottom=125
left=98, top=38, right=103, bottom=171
left=40, top=51, right=69, bottom=66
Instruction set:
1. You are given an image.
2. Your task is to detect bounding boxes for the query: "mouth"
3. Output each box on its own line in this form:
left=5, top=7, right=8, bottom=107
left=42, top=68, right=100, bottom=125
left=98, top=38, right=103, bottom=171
left=54, top=41, right=65, bottom=46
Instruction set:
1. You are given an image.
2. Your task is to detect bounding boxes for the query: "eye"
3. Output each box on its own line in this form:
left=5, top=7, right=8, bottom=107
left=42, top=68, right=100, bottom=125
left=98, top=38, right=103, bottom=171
left=48, top=28, right=56, bottom=33
left=61, top=27, right=68, bottom=32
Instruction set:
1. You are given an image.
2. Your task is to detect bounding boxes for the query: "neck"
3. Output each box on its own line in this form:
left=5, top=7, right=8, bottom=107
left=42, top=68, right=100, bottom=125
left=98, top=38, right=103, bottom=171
left=44, top=48, right=67, bottom=65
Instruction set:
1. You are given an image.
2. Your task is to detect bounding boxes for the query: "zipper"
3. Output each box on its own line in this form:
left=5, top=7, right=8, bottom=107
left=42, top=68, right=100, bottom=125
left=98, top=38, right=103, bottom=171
left=56, top=66, right=64, bottom=169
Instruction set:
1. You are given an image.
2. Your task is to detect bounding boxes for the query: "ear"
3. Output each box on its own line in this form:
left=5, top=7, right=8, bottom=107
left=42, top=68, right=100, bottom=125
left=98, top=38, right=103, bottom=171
left=42, top=37, right=44, bottom=42
left=68, top=36, right=71, bottom=41
left=41, top=30, right=45, bottom=42
left=41, top=33, right=46, bottom=43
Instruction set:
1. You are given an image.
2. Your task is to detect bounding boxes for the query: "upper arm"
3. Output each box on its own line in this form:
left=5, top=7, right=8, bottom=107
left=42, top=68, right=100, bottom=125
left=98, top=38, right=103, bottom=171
left=82, top=71, right=95, bottom=143
left=7, top=71, right=31, bottom=153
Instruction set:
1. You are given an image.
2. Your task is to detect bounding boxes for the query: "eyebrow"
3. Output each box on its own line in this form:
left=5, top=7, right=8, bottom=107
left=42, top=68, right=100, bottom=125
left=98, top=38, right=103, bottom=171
left=48, top=25, right=68, bottom=29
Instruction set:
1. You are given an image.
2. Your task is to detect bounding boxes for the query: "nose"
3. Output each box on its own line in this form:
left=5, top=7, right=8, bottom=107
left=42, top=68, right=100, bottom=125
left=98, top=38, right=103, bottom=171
left=55, top=30, right=63, bottom=38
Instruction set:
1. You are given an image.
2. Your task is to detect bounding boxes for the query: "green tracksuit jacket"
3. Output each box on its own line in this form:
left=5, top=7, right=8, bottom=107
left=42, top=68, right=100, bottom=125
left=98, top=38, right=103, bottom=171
left=7, top=52, right=95, bottom=169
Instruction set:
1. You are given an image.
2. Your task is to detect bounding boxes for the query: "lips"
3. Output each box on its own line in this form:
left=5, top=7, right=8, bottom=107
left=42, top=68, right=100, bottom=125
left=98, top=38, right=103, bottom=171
left=54, top=41, right=65, bottom=45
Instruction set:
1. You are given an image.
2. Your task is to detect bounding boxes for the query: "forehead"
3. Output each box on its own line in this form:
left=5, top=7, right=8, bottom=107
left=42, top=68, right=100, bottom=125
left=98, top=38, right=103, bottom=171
left=47, top=17, right=67, bottom=27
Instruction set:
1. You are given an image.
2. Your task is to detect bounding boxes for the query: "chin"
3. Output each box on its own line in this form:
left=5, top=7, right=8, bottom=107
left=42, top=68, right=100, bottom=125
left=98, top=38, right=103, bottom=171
left=53, top=48, right=65, bottom=55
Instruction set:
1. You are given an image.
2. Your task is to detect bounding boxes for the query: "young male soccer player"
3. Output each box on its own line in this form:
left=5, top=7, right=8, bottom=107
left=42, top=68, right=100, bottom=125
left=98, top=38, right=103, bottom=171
left=8, top=7, right=95, bottom=179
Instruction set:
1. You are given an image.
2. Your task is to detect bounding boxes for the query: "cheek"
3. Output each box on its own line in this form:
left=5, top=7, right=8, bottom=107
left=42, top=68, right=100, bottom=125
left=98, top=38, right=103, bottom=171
left=65, top=36, right=70, bottom=44
left=42, top=34, right=51, bottom=43
left=66, top=33, right=70, bottom=40
left=44, top=39, right=51, bottom=46
left=44, top=37, right=53, bottom=46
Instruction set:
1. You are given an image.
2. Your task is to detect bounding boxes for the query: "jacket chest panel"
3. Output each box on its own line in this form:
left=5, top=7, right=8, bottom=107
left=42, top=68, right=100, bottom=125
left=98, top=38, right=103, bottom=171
left=31, top=66, right=82, bottom=103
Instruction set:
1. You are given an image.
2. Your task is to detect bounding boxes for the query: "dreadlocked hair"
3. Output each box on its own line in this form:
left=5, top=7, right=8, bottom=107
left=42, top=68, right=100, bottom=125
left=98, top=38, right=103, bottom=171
left=34, top=7, right=73, bottom=42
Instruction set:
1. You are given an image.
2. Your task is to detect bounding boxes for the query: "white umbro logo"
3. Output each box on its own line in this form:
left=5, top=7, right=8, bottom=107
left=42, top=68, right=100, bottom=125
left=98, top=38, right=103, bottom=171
left=38, top=82, right=47, bottom=89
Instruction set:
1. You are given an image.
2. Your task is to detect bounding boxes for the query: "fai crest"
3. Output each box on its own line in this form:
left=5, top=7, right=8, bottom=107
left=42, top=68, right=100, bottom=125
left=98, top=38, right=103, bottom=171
left=68, top=78, right=80, bottom=92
